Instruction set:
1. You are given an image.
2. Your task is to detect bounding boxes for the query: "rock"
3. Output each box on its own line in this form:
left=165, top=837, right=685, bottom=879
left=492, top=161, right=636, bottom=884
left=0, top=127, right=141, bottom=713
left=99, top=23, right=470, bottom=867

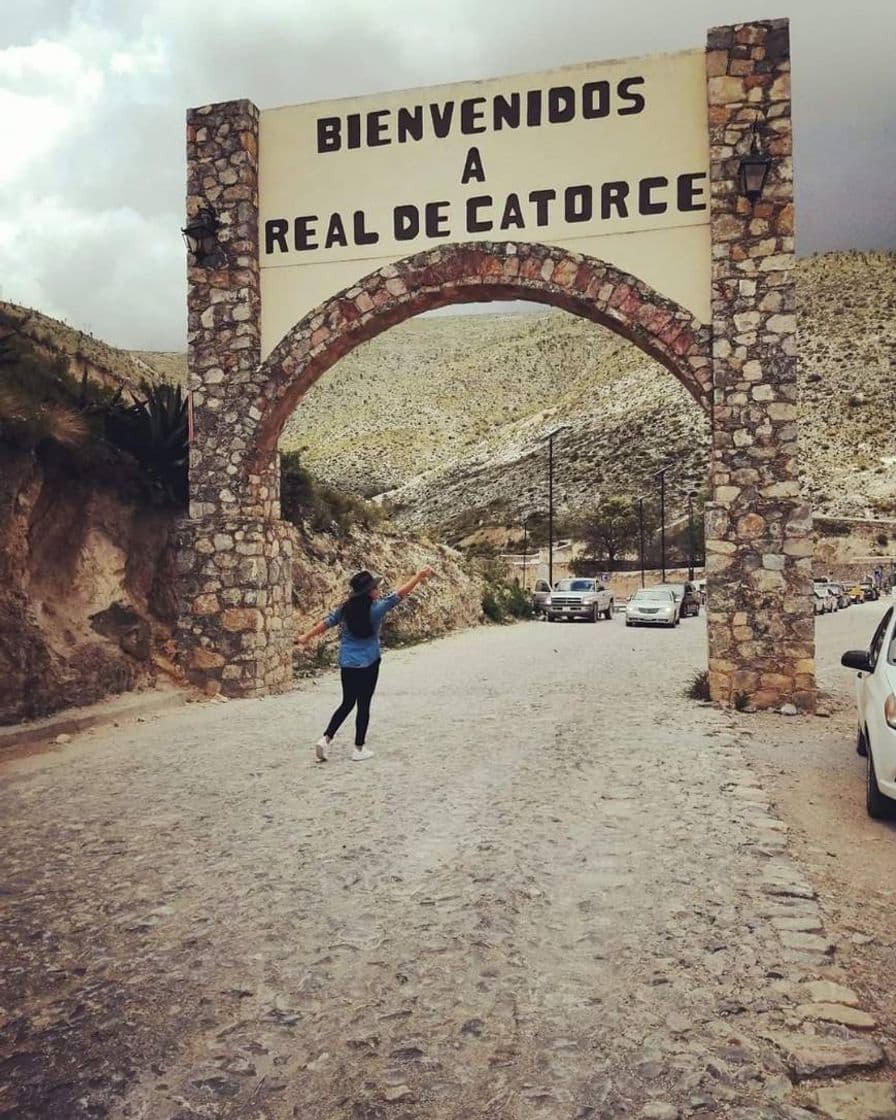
left=766, top=1032, right=884, bottom=1081
left=382, top=1084, right=412, bottom=1102
left=772, top=916, right=823, bottom=933
left=801, top=980, right=860, bottom=1006
left=641, top=1104, right=679, bottom=1120
left=809, top=1081, right=896, bottom=1120
left=778, top=930, right=834, bottom=954
left=851, top=933, right=875, bottom=946
left=796, top=1002, right=876, bottom=1029
left=54, top=733, right=72, bottom=744
left=780, top=703, right=799, bottom=716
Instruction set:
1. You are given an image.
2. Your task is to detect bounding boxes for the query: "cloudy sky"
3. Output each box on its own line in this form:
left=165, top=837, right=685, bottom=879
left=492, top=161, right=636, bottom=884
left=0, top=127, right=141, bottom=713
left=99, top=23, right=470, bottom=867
left=1, top=0, right=893, bottom=350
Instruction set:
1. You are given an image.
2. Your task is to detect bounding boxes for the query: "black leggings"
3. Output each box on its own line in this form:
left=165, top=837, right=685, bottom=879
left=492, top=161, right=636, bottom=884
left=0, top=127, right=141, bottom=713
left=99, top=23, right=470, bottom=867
left=324, top=659, right=381, bottom=746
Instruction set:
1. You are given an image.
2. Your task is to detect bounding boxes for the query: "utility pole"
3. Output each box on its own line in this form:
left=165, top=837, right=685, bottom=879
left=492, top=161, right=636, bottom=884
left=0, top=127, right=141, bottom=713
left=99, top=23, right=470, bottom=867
left=637, top=495, right=646, bottom=589
left=545, top=426, right=570, bottom=587
left=653, top=463, right=673, bottom=583
left=522, top=517, right=529, bottom=590
left=687, top=490, right=697, bottom=582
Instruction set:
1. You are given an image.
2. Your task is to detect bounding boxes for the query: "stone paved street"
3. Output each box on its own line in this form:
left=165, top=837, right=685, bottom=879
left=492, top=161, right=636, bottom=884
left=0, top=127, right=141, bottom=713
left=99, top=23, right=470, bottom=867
left=1, top=609, right=893, bottom=1119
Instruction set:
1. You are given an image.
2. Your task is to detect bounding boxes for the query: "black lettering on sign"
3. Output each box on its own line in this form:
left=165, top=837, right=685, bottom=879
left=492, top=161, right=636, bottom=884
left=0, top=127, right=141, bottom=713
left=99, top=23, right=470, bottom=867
left=601, top=181, right=629, bottom=219
left=677, top=172, right=707, bottom=211
left=265, top=219, right=288, bottom=253
left=324, top=212, right=348, bottom=249
left=493, top=92, right=521, bottom=130
left=617, top=77, right=645, bottom=115
left=353, top=210, right=379, bottom=245
left=564, top=185, right=592, bottom=222
left=460, top=146, right=486, bottom=185
left=460, top=97, right=487, bottom=134
left=526, top=89, right=542, bottom=127
left=639, top=176, right=668, bottom=215
left=499, top=193, right=525, bottom=230
left=394, top=205, right=419, bottom=241
left=528, top=189, right=556, bottom=226
left=366, top=110, right=390, bottom=147
left=582, top=81, right=610, bottom=119
left=317, top=118, right=341, bottom=153
left=426, top=201, right=451, bottom=238
left=346, top=113, right=362, bottom=149
left=294, top=215, right=318, bottom=251
left=397, top=105, right=424, bottom=143
left=548, top=86, right=575, bottom=124
left=466, top=195, right=493, bottom=233
left=430, top=101, right=455, bottom=138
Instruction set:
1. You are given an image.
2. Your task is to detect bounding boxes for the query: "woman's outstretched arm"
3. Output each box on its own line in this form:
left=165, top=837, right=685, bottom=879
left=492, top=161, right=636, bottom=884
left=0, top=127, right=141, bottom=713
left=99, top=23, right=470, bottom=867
left=298, top=619, right=329, bottom=645
left=396, top=565, right=435, bottom=600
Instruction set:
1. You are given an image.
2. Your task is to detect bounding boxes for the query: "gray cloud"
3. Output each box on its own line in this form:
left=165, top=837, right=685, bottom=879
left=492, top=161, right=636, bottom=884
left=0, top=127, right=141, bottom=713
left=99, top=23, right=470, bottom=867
left=1, top=0, right=894, bottom=349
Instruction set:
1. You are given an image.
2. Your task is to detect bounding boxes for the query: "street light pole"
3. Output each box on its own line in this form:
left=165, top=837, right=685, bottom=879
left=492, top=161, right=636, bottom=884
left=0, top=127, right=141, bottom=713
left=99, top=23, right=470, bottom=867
left=687, top=490, right=697, bottom=582
left=637, top=496, right=646, bottom=589
left=522, top=518, right=529, bottom=590
left=545, top=426, right=570, bottom=588
left=653, top=463, right=673, bottom=583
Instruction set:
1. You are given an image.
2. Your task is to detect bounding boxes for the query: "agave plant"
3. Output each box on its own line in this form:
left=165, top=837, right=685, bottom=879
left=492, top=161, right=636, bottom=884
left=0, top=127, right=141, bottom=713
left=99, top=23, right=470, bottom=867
left=105, top=383, right=188, bottom=504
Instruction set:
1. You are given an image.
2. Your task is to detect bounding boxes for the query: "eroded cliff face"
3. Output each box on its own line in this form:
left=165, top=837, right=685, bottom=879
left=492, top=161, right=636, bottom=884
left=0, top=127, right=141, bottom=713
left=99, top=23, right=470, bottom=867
left=0, top=443, right=485, bottom=723
left=0, top=445, right=177, bottom=724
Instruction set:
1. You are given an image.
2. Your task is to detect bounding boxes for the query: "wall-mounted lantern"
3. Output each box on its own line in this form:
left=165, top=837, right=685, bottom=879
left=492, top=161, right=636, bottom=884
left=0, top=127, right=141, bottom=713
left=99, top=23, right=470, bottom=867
left=738, top=126, right=771, bottom=205
left=181, top=205, right=222, bottom=264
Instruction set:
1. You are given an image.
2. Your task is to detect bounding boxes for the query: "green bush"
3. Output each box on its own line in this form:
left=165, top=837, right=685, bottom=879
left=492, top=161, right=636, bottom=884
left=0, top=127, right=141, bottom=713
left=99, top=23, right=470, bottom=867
left=481, top=587, right=505, bottom=622
left=280, top=450, right=384, bottom=536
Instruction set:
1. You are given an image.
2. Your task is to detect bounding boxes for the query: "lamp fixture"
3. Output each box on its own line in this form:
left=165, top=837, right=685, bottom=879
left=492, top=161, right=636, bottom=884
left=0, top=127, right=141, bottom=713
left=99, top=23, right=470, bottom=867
left=738, top=126, right=771, bottom=205
left=181, top=205, right=221, bottom=263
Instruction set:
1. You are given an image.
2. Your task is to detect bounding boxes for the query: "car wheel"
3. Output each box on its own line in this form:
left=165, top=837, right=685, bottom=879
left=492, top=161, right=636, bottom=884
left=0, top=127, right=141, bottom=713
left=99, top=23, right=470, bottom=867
left=866, top=742, right=894, bottom=819
left=590, top=605, right=599, bottom=623
left=625, top=619, right=632, bottom=627
left=856, top=727, right=868, bottom=757
left=604, top=603, right=614, bottom=619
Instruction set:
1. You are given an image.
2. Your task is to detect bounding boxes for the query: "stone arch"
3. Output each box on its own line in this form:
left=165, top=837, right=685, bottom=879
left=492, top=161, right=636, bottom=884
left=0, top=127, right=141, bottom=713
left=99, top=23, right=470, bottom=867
left=252, top=242, right=712, bottom=475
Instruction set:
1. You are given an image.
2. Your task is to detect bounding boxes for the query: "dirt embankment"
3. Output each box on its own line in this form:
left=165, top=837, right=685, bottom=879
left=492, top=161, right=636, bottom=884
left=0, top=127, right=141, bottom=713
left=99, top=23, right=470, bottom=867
left=0, top=443, right=486, bottom=725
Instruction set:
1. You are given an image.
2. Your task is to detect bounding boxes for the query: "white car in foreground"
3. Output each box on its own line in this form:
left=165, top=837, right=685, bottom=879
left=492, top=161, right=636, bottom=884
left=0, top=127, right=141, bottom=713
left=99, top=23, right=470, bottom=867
left=841, top=605, right=896, bottom=819
left=625, top=587, right=679, bottom=627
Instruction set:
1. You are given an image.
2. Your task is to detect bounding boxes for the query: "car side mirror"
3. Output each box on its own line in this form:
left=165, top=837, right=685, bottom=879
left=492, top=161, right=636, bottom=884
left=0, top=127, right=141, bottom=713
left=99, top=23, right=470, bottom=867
left=841, top=649, right=872, bottom=673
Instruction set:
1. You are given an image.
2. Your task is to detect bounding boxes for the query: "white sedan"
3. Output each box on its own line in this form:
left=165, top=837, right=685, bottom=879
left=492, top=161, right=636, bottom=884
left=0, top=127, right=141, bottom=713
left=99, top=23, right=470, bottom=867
left=625, top=587, right=679, bottom=627
left=841, top=604, right=896, bottom=819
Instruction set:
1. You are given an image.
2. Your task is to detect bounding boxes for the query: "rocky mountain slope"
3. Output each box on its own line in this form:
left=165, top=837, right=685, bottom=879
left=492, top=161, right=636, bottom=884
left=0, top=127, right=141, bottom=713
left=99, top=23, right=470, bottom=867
left=280, top=251, right=894, bottom=538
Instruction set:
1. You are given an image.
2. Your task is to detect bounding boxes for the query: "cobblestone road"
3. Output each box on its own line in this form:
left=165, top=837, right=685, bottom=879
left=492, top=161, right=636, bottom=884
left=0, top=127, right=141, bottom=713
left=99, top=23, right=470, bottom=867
left=1, top=613, right=892, bottom=1119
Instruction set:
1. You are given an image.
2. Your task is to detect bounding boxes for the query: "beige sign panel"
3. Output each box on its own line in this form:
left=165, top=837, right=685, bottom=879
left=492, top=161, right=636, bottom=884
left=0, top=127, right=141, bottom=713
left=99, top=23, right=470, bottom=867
left=258, top=50, right=710, bottom=357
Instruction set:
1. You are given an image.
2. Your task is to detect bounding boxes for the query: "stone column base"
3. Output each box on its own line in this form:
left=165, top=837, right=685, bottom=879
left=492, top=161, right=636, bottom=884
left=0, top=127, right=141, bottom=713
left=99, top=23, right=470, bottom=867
left=174, top=516, right=295, bottom=698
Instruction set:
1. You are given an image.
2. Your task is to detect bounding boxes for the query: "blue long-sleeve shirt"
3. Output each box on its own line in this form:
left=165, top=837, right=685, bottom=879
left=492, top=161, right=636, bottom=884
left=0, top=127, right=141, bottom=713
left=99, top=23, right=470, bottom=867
left=324, top=592, right=401, bottom=668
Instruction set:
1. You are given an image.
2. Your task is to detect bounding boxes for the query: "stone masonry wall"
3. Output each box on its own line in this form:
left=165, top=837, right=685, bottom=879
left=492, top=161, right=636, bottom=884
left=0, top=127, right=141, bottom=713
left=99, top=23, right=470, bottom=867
left=174, top=517, right=294, bottom=698
left=181, top=99, right=294, bottom=696
left=704, top=19, right=816, bottom=711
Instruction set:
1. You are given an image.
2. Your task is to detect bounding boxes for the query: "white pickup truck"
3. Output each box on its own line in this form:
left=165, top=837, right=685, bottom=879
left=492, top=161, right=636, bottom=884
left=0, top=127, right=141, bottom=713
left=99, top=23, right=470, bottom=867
left=545, top=578, right=614, bottom=622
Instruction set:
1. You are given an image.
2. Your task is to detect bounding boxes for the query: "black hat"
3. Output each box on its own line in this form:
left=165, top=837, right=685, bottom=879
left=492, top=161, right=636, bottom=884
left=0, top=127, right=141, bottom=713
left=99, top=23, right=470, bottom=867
left=349, top=569, right=382, bottom=598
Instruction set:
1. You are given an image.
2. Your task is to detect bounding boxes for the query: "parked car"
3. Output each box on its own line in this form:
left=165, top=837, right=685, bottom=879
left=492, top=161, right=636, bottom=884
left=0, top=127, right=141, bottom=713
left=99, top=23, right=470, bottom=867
left=813, top=586, right=836, bottom=614
left=860, top=580, right=880, bottom=602
left=841, top=605, right=896, bottom=818
left=546, top=578, right=614, bottom=622
left=828, top=582, right=851, bottom=610
left=655, top=581, right=701, bottom=618
left=848, top=583, right=865, bottom=605
left=625, top=587, right=679, bottom=627
left=532, top=579, right=553, bottom=617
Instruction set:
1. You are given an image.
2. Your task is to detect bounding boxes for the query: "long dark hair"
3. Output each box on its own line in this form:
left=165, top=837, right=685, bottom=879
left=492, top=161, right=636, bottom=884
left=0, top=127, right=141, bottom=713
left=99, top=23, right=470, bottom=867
left=341, top=594, right=374, bottom=638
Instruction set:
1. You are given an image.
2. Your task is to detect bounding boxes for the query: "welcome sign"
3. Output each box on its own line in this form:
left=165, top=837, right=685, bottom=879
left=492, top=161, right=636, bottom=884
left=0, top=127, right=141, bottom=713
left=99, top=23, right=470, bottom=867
left=258, top=51, right=711, bottom=356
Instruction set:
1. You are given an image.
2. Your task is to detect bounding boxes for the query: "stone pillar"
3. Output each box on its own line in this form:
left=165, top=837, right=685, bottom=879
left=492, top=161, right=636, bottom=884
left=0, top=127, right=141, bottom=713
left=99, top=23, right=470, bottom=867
left=180, top=99, right=293, bottom=696
left=704, top=18, right=815, bottom=711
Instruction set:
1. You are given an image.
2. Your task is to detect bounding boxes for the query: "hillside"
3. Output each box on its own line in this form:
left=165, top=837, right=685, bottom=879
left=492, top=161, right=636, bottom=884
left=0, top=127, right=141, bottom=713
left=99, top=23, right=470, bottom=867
left=0, top=301, right=169, bottom=395
left=280, top=250, right=895, bottom=537
left=3, top=251, right=892, bottom=539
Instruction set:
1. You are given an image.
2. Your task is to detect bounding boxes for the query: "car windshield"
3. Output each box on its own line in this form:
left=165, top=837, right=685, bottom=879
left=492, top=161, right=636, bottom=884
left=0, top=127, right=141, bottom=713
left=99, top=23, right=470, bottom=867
left=631, top=589, right=674, bottom=602
left=555, top=580, right=595, bottom=592
left=656, top=584, right=684, bottom=599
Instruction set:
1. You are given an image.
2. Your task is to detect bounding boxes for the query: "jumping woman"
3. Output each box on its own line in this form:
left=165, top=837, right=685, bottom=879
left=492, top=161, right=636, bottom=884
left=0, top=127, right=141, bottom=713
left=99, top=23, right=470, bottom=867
left=298, top=565, right=434, bottom=762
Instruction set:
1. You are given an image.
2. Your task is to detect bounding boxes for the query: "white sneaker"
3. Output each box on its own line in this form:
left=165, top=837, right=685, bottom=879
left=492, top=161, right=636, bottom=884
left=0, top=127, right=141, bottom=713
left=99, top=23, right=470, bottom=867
left=351, top=747, right=375, bottom=762
left=315, top=735, right=330, bottom=762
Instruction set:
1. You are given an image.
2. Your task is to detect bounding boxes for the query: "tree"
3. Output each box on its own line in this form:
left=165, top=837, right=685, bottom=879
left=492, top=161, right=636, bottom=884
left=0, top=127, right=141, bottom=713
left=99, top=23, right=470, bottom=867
left=580, top=496, right=639, bottom=569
